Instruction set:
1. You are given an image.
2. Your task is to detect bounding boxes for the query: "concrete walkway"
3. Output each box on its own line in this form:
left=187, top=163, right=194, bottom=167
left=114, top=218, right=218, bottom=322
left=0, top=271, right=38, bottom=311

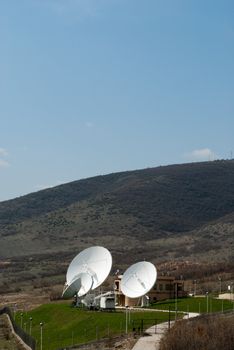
left=131, top=321, right=173, bottom=350
left=131, top=312, right=199, bottom=350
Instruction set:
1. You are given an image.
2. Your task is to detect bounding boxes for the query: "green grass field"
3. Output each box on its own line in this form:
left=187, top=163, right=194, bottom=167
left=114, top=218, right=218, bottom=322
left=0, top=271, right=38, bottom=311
left=150, top=296, right=234, bottom=313
left=15, top=298, right=233, bottom=349
left=16, top=303, right=174, bottom=350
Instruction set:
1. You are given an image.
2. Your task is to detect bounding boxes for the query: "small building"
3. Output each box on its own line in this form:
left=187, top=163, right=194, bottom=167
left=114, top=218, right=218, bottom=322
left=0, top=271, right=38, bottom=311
left=100, top=296, right=115, bottom=310
left=114, top=274, right=186, bottom=307
left=148, top=275, right=186, bottom=302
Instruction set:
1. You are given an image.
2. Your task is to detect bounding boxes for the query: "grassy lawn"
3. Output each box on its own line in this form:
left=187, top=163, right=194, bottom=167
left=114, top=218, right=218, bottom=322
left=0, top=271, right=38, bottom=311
left=150, top=296, right=234, bottom=313
left=15, top=303, right=174, bottom=350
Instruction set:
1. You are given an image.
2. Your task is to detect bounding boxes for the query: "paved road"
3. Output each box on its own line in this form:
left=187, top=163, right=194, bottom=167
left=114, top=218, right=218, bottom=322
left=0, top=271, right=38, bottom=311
left=132, top=321, right=173, bottom=350
left=132, top=312, right=199, bottom=350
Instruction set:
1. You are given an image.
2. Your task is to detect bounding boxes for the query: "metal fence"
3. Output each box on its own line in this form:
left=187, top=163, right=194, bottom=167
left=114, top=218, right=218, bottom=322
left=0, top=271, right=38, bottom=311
left=0, top=306, right=36, bottom=350
left=56, top=334, right=130, bottom=350
left=132, top=318, right=159, bottom=334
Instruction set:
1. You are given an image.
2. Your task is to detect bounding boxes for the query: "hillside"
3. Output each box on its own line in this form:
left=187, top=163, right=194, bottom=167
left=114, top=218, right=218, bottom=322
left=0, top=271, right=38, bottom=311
left=160, top=311, right=234, bottom=350
left=0, top=160, right=234, bottom=294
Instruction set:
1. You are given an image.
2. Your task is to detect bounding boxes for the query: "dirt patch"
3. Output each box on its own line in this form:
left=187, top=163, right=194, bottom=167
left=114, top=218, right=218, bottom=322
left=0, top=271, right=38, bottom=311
left=70, top=334, right=138, bottom=350
left=0, top=290, right=50, bottom=311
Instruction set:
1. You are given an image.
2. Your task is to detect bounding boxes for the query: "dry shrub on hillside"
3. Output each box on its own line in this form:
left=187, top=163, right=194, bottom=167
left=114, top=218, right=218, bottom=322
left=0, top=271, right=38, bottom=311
left=49, top=286, right=63, bottom=301
left=160, top=313, right=234, bottom=350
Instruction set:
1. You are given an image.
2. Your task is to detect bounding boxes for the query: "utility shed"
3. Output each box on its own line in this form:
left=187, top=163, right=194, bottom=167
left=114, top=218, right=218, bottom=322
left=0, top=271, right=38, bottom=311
left=100, top=296, right=115, bottom=310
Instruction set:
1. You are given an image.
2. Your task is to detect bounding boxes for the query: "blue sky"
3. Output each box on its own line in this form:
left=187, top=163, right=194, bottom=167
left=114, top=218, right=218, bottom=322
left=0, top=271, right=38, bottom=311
left=0, top=0, right=233, bottom=201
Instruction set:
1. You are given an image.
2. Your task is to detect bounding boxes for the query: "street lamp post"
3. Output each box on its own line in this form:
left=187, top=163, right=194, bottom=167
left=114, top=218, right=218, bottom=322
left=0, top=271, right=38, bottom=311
left=20, top=313, right=23, bottom=328
left=125, top=306, right=129, bottom=334
left=29, top=317, right=33, bottom=336
left=228, top=285, right=231, bottom=301
left=194, top=280, right=197, bottom=296
left=206, top=292, right=209, bottom=313
left=168, top=305, right=171, bottom=330
left=218, top=276, right=222, bottom=295
left=13, top=304, right=17, bottom=321
left=40, top=322, right=43, bottom=350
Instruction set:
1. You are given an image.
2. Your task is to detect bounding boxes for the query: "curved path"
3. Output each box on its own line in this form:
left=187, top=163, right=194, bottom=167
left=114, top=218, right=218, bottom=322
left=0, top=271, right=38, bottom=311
left=132, top=312, right=199, bottom=350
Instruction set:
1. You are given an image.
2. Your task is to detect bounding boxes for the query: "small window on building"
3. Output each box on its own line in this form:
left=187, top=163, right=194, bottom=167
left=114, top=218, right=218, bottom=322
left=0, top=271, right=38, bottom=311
left=165, top=284, right=172, bottom=290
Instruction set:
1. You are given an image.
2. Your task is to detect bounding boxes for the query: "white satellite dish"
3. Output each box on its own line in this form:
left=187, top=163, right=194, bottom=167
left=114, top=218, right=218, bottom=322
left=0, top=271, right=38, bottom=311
left=66, top=246, right=112, bottom=291
left=121, top=261, right=157, bottom=298
left=62, top=272, right=93, bottom=299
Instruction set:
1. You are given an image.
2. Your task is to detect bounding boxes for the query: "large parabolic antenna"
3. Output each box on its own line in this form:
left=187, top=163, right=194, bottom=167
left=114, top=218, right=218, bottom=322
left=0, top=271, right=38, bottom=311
left=121, top=261, right=157, bottom=298
left=62, top=246, right=112, bottom=299
left=62, top=273, right=93, bottom=299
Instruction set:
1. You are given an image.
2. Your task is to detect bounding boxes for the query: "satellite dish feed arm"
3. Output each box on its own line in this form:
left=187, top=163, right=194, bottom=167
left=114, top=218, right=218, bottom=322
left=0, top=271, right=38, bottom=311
left=136, top=277, right=146, bottom=289
left=134, top=273, right=146, bottom=290
left=85, top=266, right=99, bottom=286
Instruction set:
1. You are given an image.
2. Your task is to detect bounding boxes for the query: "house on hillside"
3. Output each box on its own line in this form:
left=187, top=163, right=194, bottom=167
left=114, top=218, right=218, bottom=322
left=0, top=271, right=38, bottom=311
left=114, top=274, right=186, bottom=307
